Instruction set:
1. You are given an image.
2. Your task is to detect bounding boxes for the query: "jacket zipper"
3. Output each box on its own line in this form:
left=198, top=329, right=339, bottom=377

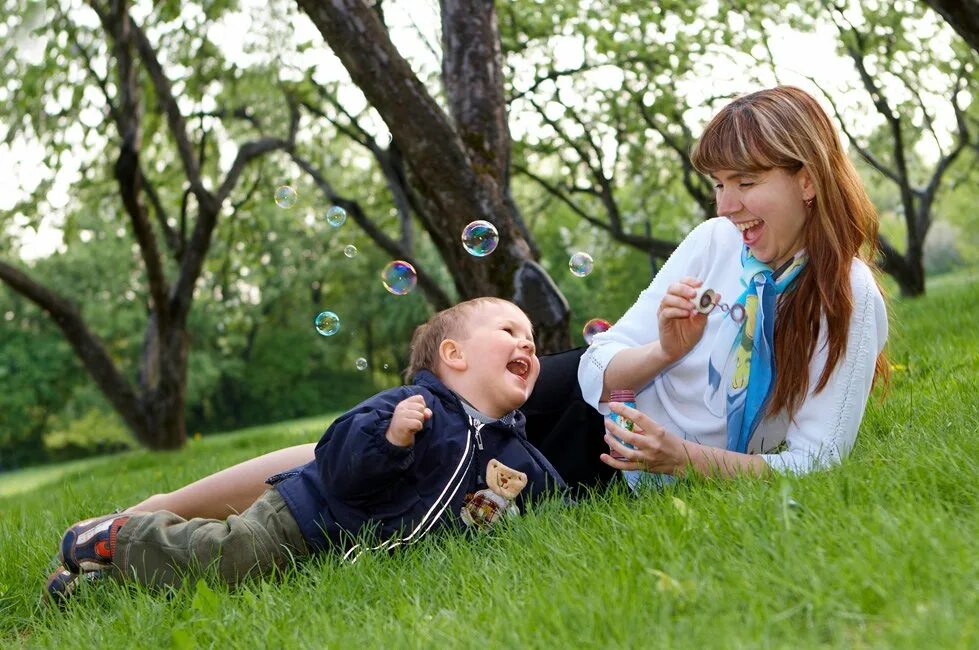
left=470, top=416, right=485, bottom=450
left=344, top=426, right=476, bottom=562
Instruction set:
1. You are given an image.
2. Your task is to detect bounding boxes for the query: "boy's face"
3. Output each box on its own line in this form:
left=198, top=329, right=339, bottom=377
left=454, top=301, right=540, bottom=417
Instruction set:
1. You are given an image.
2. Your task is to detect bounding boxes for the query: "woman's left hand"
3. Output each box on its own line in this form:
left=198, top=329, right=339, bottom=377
left=601, top=401, right=686, bottom=474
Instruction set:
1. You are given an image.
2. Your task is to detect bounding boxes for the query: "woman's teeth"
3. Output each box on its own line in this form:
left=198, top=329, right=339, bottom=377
left=736, top=219, right=762, bottom=232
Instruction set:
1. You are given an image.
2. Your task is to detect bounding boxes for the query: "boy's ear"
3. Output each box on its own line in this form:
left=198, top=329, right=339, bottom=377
left=438, top=338, right=468, bottom=371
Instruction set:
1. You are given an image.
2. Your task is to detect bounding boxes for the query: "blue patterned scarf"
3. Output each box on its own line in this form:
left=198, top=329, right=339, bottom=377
left=705, top=247, right=807, bottom=453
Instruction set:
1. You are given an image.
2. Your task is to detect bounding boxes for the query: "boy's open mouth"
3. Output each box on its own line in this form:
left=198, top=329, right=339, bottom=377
left=506, top=359, right=530, bottom=379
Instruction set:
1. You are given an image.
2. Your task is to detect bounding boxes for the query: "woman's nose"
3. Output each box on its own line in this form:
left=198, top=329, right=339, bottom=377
left=716, top=188, right=742, bottom=217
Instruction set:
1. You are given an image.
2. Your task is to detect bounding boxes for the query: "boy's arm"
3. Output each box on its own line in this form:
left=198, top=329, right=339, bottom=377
left=314, top=388, right=430, bottom=502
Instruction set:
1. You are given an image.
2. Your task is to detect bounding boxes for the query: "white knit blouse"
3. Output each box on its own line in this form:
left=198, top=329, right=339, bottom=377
left=578, top=217, right=888, bottom=474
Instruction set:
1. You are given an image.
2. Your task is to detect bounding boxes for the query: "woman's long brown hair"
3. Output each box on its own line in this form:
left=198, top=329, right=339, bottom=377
left=690, top=86, right=889, bottom=417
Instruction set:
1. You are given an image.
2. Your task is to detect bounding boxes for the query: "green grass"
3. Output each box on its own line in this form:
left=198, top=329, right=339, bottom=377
left=2, top=269, right=977, bottom=648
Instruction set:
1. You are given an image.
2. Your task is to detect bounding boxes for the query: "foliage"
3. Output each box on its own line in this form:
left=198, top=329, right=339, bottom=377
left=0, top=295, right=81, bottom=470
left=1, top=269, right=977, bottom=646
left=0, top=0, right=977, bottom=460
left=42, top=407, right=135, bottom=463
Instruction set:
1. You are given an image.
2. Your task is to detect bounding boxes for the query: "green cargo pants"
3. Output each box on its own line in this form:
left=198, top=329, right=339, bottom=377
left=114, top=487, right=309, bottom=588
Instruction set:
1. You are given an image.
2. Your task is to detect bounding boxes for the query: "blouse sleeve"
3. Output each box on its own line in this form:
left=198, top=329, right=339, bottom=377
left=761, top=262, right=888, bottom=474
left=577, top=219, right=718, bottom=410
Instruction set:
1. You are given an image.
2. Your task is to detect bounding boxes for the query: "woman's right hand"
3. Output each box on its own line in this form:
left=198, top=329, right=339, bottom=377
left=657, top=277, right=711, bottom=363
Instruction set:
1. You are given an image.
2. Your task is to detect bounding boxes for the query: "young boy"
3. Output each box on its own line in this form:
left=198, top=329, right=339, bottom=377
left=47, top=298, right=565, bottom=602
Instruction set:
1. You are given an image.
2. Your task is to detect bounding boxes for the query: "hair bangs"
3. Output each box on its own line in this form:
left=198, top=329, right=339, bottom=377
left=692, top=101, right=787, bottom=176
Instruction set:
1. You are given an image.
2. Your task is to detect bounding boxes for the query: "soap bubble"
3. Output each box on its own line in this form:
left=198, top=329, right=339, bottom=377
left=381, top=260, right=417, bottom=296
left=383, top=363, right=390, bottom=370
left=355, top=357, right=368, bottom=371
left=582, top=318, right=611, bottom=344
left=569, top=252, right=594, bottom=277
left=274, top=186, right=297, bottom=208
left=343, top=245, right=358, bottom=258
left=314, top=311, right=340, bottom=336
left=326, top=206, right=347, bottom=227
left=461, top=220, right=499, bottom=257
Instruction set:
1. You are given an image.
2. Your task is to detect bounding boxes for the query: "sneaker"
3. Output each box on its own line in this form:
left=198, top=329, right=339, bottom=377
left=60, top=514, right=130, bottom=574
left=43, top=566, right=103, bottom=607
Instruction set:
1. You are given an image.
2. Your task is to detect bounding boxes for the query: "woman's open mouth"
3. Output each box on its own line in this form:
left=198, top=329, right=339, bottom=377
left=737, top=219, right=764, bottom=246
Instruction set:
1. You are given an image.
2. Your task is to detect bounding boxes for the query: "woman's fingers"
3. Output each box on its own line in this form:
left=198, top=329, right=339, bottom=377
left=600, top=451, right=644, bottom=470
left=607, top=402, right=660, bottom=437
left=660, top=293, right=695, bottom=314
left=604, top=431, right=644, bottom=463
left=660, top=278, right=709, bottom=319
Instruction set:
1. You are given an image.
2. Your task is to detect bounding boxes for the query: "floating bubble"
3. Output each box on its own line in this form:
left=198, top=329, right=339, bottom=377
left=582, top=318, right=611, bottom=344
left=383, top=363, right=390, bottom=370
left=569, top=251, right=594, bottom=277
left=274, top=186, right=297, bottom=208
left=314, top=310, right=340, bottom=336
left=461, top=220, right=499, bottom=257
left=381, top=260, right=417, bottom=296
left=343, top=245, right=358, bottom=258
left=355, top=357, right=368, bottom=371
left=326, top=206, right=347, bottom=227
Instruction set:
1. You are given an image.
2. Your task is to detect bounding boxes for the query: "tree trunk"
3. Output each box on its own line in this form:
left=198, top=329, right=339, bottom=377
left=295, top=0, right=571, bottom=350
left=878, top=238, right=925, bottom=297
left=923, top=0, right=979, bottom=53
left=137, top=313, right=189, bottom=449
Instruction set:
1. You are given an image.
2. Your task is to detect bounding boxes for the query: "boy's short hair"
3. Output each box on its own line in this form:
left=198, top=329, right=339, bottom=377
left=405, top=297, right=517, bottom=382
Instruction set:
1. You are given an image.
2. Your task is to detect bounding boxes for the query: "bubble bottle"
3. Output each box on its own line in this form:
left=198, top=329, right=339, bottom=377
left=608, top=389, right=637, bottom=460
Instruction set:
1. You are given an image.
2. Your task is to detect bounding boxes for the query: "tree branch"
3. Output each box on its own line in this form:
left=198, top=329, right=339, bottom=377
left=91, top=0, right=170, bottom=326
left=514, top=163, right=679, bottom=257
left=127, top=10, right=212, bottom=210
left=825, top=2, right=918, bottom=240
left=635, top=96, right=713, bottom=218
left=0, top=259, right=146, bottom=433
left=806, top=75, right=905, bottom=187
left=918, top=70, right=972, bottom=233
left=290, top=151, right=452, bottom=310
left=65, top=6, right=181, bottom=258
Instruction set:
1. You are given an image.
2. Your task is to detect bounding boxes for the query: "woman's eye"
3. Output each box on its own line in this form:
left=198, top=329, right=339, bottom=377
left=739, top=182, right=754, bottom=188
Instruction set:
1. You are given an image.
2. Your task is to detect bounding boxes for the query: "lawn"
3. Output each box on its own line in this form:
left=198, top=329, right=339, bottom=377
left=1, top=269, right=977, bottom=648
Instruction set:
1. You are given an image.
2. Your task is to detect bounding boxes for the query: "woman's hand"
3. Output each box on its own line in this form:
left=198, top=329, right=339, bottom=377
left=600, top=402, right=686, bottom=474
left=657, top=277, right=711, bottom=363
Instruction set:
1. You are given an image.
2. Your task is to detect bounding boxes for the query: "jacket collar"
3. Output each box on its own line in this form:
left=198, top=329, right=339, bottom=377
left=412, top=369, right=526, bottom=434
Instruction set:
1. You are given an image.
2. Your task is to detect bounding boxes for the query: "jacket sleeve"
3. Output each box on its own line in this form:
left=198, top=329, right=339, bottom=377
left=314, top=386, right=426, bottom=501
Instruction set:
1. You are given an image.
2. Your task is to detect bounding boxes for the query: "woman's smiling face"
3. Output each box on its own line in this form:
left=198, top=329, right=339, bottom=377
left=711, top=167, right=813, bottom=268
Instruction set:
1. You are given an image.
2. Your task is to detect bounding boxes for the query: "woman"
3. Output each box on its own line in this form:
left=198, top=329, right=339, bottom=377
left=126, top=85, right=888, bottom=518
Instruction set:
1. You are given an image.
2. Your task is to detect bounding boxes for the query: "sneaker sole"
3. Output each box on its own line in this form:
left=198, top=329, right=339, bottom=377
left=60, top=522, right=114, bottom=574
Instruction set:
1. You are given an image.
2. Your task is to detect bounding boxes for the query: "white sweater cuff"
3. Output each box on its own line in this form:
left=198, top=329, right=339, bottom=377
left=577, top=341, right=630, bottom=412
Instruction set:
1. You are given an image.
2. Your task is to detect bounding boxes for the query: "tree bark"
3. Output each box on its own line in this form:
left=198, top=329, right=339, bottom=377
left=923, top=0, right=979, bottom=53
left=295, top=0, right=570, bottom=350
left=0, top=2, right=290, bottom=450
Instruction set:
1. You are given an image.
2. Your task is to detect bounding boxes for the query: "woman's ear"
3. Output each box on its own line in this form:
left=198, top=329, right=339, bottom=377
left=438, top=339, right=468, bottom=371
left=798, top=166, right=816, bottom=202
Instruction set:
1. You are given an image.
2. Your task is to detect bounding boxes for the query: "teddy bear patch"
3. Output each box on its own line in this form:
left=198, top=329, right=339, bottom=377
left=460, top=459, right=528, bottom=529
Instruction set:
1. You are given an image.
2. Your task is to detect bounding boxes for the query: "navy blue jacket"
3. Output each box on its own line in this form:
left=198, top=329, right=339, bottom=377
left=272, top=370, right=567, bottom=553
